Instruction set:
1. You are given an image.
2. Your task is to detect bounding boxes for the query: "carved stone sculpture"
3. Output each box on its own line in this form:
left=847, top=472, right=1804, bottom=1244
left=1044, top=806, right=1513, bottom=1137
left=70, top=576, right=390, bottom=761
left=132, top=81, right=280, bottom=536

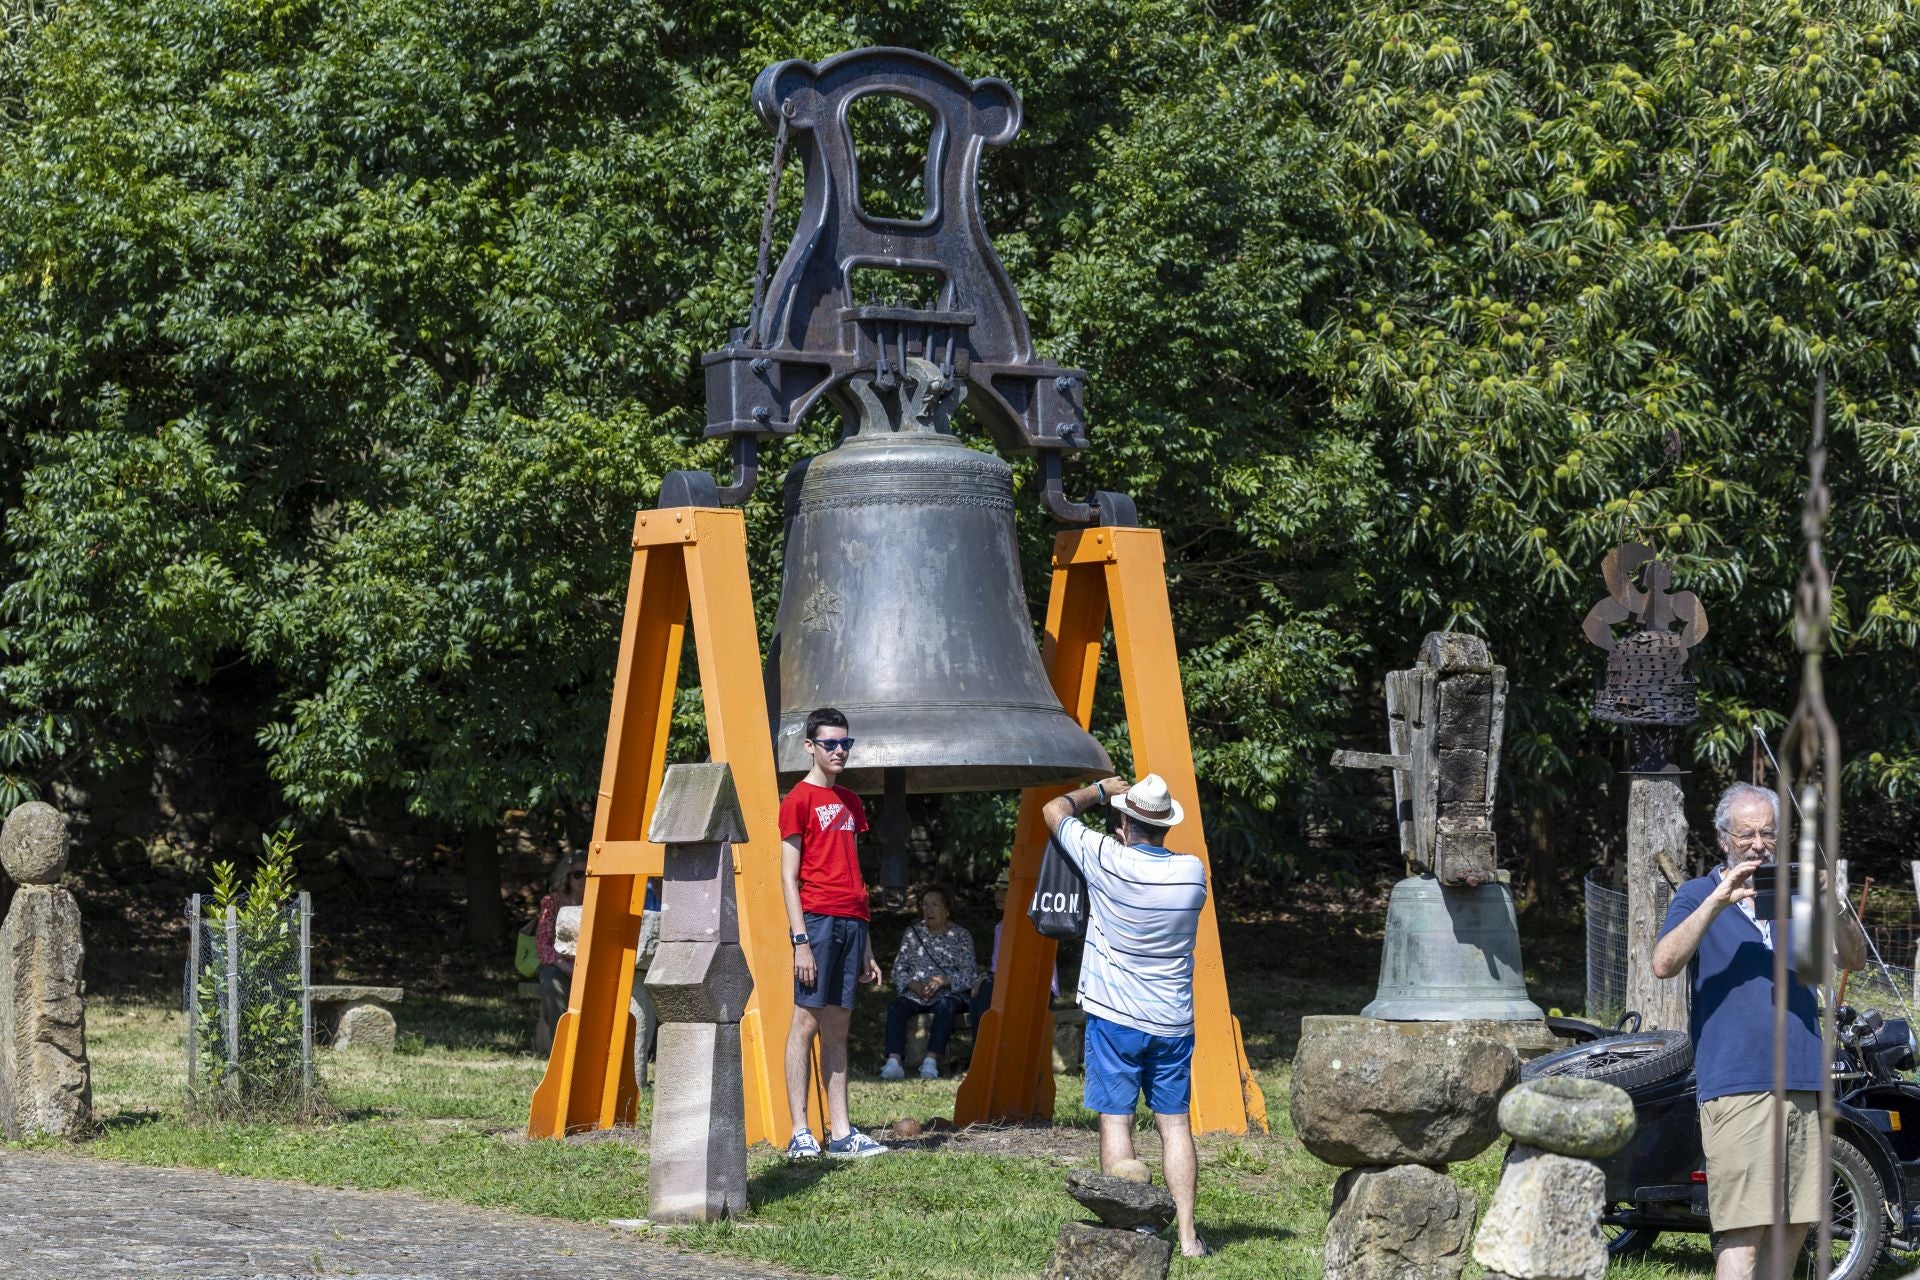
left=643, top=764, right=753, bottom=1224
left=0, top=801, right=91, bottom=1139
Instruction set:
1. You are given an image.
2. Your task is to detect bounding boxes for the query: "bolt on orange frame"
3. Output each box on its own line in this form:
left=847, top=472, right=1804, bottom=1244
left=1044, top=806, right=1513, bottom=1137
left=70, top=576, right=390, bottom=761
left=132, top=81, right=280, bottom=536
left=955, top=525, right=1269, bottom=1136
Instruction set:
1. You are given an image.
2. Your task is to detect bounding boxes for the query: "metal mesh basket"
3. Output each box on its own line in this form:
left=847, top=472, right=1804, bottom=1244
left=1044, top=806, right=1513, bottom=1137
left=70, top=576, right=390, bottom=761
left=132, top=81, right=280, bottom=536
left=1845, top=919, right=1920, bottom=1025
left=1585, top=867, right=1629, bottom=1024
left=184, top=891, right=314, bottom=1114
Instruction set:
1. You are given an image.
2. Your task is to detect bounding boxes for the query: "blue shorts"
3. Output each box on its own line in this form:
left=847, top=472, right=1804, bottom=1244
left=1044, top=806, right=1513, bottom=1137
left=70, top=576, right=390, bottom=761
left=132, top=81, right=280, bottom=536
left=795, top=912, right=868, bottom=1010
left=1083, top=1014, right=1195, bottom=1115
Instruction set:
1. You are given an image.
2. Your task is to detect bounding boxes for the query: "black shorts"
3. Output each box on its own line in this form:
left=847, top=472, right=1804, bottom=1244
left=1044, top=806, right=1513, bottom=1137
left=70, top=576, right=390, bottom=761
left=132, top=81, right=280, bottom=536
left=795, top=912, right=868, bottom=1010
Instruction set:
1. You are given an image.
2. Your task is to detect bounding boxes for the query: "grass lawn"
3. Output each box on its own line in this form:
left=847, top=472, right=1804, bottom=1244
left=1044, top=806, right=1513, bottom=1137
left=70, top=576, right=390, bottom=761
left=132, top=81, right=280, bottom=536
left=34, top=934, right=1787, bottom=1280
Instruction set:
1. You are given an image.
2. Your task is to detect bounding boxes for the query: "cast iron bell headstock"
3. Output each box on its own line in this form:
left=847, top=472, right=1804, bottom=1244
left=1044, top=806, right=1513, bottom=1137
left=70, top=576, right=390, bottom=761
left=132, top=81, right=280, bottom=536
left=663, top=47, right=1135, bottom=527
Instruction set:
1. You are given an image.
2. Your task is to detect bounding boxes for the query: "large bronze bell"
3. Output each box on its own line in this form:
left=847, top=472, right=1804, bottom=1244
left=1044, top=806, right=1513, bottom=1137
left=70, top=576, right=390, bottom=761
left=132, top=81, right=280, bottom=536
left=1363, top=876, right=1545, bottom=1021
left=768, top=358, right=1113, bottom=795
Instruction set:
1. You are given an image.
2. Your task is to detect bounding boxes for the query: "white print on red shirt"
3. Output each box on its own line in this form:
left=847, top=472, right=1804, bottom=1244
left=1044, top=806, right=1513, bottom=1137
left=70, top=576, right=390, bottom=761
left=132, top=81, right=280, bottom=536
left=814, top=803, right=855, bottom=833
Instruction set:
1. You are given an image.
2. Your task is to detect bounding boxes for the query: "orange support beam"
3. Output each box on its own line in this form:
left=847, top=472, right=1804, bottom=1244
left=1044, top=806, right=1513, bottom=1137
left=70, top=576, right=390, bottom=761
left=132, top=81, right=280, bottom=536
left=528, top=507, right=821, bottom=1145
left=955, top=526, right=1268, bottom=1136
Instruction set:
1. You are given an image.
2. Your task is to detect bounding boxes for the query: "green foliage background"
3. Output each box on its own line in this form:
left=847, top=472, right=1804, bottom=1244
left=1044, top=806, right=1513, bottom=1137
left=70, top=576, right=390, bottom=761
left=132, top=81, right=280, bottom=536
left=0, top=0, right=1914, bottom=887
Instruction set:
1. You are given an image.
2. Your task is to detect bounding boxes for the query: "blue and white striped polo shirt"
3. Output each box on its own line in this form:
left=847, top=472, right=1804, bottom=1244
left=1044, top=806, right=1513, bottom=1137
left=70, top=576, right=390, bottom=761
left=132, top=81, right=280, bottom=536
left=1053, top=816, right=1208, bottom=1038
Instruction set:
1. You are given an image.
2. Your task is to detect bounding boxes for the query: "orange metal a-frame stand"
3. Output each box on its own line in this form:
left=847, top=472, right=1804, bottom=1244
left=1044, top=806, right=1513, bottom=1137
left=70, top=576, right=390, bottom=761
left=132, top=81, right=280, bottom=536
left=954, top=525, right=1269, bottom=1136
left=527, top=506, right=820, bottom=1146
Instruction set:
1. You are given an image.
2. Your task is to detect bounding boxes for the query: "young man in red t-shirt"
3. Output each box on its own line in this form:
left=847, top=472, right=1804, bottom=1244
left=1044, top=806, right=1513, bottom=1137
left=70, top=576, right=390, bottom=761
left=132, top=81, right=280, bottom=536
left=779, top=707, right=888, bottom=1159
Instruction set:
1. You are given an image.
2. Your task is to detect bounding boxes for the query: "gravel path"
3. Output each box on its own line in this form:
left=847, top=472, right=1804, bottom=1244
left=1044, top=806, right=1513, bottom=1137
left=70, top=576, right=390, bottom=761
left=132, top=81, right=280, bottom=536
left=0, top=1149, right=809, bottom=1279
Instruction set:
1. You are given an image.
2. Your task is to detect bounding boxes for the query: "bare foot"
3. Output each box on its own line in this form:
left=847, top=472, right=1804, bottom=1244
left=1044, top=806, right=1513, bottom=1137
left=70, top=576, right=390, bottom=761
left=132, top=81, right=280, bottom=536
left=1181, top=1234, right=1212, bottom=1258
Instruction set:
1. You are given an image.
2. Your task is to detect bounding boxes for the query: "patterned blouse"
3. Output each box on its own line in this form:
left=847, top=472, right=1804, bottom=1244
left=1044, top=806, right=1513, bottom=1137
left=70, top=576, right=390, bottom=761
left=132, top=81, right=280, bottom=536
left=891, top=920, right=977, bottom=1004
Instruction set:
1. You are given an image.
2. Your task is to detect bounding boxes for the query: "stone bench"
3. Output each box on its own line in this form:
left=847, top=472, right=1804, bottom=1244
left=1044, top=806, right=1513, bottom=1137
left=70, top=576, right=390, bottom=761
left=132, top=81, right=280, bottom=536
left=309, top=984, right=404, bottom=1051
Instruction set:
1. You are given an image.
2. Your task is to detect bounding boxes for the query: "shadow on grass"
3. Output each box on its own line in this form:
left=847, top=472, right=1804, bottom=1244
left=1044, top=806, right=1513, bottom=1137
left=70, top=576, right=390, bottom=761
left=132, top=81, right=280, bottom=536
left=95, top=1109, right=165, bottom=1134
left=747, top=1157, right=845, bottom=1208
left=1202, top=1221, right=1295, bottom=1252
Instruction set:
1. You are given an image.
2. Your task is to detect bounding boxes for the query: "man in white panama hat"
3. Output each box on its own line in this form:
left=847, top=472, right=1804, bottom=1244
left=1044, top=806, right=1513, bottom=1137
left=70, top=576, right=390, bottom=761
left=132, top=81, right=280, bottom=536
left=1042, top=772, right=1211, bottom=1258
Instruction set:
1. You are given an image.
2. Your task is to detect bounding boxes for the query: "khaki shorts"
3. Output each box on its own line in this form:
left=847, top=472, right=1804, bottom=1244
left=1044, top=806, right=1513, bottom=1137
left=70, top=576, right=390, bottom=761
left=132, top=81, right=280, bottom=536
left=1700, top=1091, right=1824, bottom=1230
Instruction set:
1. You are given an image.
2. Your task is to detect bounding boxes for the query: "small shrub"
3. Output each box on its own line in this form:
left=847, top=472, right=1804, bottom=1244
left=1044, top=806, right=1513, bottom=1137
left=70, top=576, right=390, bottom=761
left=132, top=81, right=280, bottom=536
left=191, top=831, right=315, bottom=1118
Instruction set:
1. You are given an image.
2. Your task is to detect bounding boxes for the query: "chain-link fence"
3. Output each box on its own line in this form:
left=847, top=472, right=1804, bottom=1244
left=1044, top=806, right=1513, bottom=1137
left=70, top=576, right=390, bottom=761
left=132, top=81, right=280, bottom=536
left=184, top=890, right=314, bottom=1114
left=1585, top=868, right=1629, bottom=1023
left=1844, top=919, right=1920, bottom=1025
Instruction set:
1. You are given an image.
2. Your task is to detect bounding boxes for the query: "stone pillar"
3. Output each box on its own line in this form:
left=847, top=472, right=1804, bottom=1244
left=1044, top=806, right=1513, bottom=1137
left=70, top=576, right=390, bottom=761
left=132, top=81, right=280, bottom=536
left=1624, top=777, right=1689, bottom=1031
left=1292, top=1018, right=1515, bottom=1280
left=0, top=801, right=91, bottom=1140
left=644, top=764, right=753, bottom=1224
left=1474, top=1077, right=1635, bottom=1280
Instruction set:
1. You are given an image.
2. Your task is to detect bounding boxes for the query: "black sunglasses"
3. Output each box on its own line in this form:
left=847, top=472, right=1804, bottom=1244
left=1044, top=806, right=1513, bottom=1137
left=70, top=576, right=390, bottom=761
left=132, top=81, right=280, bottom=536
left=809, top=736, right=856, bottom=752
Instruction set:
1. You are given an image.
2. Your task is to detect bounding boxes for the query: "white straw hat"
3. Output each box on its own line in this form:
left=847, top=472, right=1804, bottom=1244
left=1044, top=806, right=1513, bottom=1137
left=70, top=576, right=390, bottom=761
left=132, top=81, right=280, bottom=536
left=1109, top=774, right=1184, bottom=828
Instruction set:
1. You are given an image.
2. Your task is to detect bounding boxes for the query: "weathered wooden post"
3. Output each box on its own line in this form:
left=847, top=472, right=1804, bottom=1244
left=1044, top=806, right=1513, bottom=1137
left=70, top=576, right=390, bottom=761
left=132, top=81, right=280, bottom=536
left=1624, top=777, right=1689, bottom=1030
left=644, top=762, right=753, bottom=1224
left=1584, top=543, right=1707, bottom=1031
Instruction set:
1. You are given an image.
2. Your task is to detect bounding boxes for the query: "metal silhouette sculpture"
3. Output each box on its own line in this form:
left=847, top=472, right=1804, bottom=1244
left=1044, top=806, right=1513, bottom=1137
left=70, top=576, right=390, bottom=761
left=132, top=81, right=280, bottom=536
left=1582, top=543, right=1709, bottom=773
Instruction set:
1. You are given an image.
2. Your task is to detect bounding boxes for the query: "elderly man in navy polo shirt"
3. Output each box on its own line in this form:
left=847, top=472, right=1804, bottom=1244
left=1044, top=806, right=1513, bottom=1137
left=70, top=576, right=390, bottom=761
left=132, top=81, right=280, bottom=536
left=1653, top=782, right=1867, bottom=1280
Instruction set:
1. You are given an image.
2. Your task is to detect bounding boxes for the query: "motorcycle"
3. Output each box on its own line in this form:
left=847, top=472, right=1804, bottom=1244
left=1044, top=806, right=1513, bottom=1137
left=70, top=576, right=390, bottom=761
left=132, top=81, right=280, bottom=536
left=1526, top=1006, right=1920, bottom=1279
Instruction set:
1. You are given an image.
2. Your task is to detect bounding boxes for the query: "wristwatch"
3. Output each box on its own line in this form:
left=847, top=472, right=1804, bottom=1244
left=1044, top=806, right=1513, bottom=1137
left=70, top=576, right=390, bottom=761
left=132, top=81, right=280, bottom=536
left=791, top=932, right=810, bottom=947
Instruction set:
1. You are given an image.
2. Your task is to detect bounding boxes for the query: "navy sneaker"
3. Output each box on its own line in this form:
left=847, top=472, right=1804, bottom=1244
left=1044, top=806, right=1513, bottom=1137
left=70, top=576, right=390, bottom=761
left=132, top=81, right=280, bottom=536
left=785, top=1128, right=823, bottom=1160
left=825, top=1129, right=889, bottom=1158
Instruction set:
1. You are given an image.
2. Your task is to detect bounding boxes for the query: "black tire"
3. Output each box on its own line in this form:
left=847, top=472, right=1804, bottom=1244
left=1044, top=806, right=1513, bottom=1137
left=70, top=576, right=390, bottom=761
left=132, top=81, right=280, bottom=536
left=1809, top=1134, right=1890, bottom=1280
left=1601, top=1215, right=1660, bottom=1259
left=1545, top=1015, right=1609, bottom=1044
left=1522, top=1029, right=1693, bottom=1090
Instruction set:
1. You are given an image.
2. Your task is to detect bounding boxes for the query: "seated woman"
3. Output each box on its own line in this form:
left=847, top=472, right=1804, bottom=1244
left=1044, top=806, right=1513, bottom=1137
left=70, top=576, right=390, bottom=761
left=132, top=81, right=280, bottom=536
left=881, top=886, right=976, bottom=1080
left=533, top=855, right=587, bottom=1055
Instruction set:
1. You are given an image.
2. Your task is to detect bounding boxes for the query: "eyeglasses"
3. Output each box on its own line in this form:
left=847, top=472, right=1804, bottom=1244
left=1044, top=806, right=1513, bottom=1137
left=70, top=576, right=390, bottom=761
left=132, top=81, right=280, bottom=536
left=1727, top=828, right=1777, bottom=844
left=809, top=737, right=856, bottom=753
left=569, top=870, right=587, bottom=881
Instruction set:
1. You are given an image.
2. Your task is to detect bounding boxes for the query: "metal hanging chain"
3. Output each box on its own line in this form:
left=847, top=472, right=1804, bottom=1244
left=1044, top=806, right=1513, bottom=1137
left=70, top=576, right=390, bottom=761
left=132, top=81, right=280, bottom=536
left=746, top=100, right=795, bottom=351
left=1768, top=371, right=1843, bottom=1280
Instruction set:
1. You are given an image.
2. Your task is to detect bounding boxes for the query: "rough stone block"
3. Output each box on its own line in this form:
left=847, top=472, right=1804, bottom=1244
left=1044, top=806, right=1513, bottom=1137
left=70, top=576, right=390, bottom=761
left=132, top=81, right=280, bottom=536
left=1291, top=1018, right=1517, bottom=1166
left=1473, top=1148, right=1606, bottom=1280
left=647, top=764, right=747, bottom=846
left=1325, top=1165, right=1476, bottom=1280
left=658, top=843, right=740, bottom=945
left=307, top=984, right=405, bottom=1006
left=1498, top=1078, right=1635, bottom=1159
left=0, top=886, right=91, bottom=1139
left=644, top=941, right=754, bottom=1024
left=1434, top=830, right=1497, bottom=886
left=1066, top=1169, right=1175, bottom=1233
left=0, top=802, right=70, bottom=886
left=648, top=1021, right=748, bottom=1223
left=330, top=1001, right=397, bottom=1051
left=1044, top=1221, right=1171, bottom=1280
left=1300, top=1014, right=1564, bottom=1062
left=1435, top=673, right=1494, bottom=741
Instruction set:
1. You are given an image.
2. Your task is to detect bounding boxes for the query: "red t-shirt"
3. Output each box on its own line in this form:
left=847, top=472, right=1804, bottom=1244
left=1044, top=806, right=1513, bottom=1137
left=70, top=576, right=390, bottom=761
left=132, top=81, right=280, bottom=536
left=779, top=780, right=870, bottom=921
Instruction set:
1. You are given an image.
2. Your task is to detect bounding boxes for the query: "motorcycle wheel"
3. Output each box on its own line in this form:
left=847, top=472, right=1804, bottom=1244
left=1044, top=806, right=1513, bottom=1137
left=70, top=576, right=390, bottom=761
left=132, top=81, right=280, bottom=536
left=1522, top=1029, right=1693, bottom=1089
left=1811, top=1134, right=1889, bottom=1280
left=1601, top=1215, right=1659, bottom=1258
